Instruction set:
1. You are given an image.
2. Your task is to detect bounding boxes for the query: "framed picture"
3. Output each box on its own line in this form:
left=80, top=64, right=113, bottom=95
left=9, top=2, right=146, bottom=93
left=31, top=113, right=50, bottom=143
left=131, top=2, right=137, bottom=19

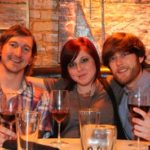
left=0, top=0, right=29, bottom=32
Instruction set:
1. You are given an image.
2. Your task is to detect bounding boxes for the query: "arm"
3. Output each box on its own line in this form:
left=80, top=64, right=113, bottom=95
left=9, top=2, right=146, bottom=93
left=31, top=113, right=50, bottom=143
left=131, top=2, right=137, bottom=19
left=26, top=76, right=46, bottom=89
left=26, top=76, right=63, bottom=92
left=132, top=107, right=150, bottom=141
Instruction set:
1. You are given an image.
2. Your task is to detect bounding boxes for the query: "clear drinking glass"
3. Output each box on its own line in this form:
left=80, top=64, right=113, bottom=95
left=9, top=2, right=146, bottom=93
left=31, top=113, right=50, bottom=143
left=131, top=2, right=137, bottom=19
left=128, top=87, right=150, bottom=149
left=49, top=90, right=69, bottom=146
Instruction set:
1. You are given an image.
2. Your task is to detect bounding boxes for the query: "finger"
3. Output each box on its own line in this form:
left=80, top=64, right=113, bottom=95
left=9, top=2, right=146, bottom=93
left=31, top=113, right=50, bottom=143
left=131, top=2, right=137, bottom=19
left=132, top=118, right=143, bottom=126
left=134, top=129, right=150, bottom=141
left=133, top=107, right=147, bottom=119
left=0, top=132, right=7, bottom=139
left=0, top=126, right=16, bottom=138
left=132, top=117, right=150, bottom=129
left=133, top=122, right=150, bottom=140
left=0, top=132, right=9, bottom=147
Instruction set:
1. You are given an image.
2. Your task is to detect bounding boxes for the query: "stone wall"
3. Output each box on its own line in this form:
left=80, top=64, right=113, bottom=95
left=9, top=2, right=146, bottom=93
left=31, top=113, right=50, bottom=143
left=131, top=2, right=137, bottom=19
left=29, top=0, right=150, bottom=68
left=29, top=0, right=59, bottom=68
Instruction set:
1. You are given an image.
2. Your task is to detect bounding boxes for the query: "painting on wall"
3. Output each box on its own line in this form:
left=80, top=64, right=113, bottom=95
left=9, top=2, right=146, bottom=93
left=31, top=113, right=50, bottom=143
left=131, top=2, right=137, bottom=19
left=0, top=0, right=29, bottom=32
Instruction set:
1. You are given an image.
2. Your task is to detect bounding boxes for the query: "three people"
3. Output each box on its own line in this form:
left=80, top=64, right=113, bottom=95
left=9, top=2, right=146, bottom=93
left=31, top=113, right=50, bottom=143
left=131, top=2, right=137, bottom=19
left=0, top=25, right=52, bottom=147
left=102, top=32, right=150, bottom=141
left=2, top=24, right=149, bottom=142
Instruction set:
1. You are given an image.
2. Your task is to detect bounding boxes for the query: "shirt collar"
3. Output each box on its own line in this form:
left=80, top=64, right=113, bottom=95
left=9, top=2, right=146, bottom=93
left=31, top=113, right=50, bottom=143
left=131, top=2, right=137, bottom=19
left=124, top=70, right=150, bottom=94
left=17, top=78, right=32, bottom=94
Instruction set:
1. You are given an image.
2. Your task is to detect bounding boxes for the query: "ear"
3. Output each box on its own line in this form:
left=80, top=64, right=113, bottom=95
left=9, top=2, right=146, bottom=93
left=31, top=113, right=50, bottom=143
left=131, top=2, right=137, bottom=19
left=139, top=56, right=144, bottom=64
left=28, top=56, right=37, bottom=66
left=28, top=57, right=34, bottom=66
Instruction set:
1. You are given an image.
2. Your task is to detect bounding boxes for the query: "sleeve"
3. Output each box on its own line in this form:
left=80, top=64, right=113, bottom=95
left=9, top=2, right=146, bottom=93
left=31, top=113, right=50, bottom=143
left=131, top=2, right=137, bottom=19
left=43, top=78, right=67, bottom=92
left=35, top=89, right=54, bottom=138
left=106, top=75, right=124, bottom=104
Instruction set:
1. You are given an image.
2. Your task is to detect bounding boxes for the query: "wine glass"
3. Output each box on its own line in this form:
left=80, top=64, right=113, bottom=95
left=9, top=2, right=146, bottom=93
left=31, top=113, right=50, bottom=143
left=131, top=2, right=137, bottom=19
left=128, top=87, right=150, bottom=149
left=49, top=90, right=69, bottom=146
left=0, top=93, right=22, bottom=134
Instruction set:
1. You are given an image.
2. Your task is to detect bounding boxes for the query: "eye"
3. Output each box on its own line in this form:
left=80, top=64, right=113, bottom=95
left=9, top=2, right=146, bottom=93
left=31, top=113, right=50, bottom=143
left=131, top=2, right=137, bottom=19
left=80, top=57, right=89, bottom=63
left=122, top=51, right=130, bottom=57
left=109, top=56, right=116, bottom=62
left=9, top=42, right=18, bottom=48
left=23, top=46, right=31, bottom=53
left=68, top=62, right=77, bottom=68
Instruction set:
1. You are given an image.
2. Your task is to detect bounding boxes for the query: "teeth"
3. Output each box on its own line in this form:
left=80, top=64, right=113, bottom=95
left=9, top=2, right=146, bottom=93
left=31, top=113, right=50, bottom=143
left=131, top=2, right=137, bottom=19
left=11, top=59, right=21, bottom=63
left=118, top=68, right=128, bottom=73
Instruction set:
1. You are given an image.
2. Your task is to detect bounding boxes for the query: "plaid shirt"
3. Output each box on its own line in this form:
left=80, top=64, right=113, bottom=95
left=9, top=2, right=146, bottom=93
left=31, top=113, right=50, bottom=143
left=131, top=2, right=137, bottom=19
left=0, top=79, right=53, bottom=138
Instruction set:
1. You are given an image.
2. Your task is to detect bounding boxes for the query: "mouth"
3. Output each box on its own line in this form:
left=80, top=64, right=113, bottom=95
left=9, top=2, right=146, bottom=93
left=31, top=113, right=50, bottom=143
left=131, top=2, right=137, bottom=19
left=78, top=73, right=86, bottom=79
left=117, top=67, right=128, bottom=74
left=10, top=58, right=22, bottom=64
left=9, top=56, right=22, bottom=64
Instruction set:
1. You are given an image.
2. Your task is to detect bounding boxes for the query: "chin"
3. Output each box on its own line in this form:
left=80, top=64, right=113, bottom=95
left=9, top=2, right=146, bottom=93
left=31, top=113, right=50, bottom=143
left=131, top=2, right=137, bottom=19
left=115, top=76, right=127, bottom=85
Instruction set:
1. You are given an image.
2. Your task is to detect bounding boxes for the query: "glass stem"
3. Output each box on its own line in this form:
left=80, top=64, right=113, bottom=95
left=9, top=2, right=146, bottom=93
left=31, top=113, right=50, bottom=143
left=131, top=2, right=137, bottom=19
left=9, top=123, right=13, bottom=139
left=137, top=136, right=140, bottom=150
left=9, top=122, right=13, bottom=131
left=57, top=123, right=61, bottom=144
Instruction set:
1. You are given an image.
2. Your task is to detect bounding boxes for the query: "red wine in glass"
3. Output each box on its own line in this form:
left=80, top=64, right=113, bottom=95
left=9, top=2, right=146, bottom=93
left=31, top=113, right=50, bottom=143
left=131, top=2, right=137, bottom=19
left=0, top=111, right=16, bottom=131
left=0, top=94, right=22, bottom=133
left=128, top=87, right=150, bottom=148
left=50, top=90, right=70, bottom=145
left=128, top=104, right=150, bottom=119
left=0, top=111, right=15, bottom=122
left=51, top=109, right=69, bottom=124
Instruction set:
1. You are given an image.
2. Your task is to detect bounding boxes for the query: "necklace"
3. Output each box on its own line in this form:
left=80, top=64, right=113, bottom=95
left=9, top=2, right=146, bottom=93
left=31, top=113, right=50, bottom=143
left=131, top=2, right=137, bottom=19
left=77, top=84, right=96, bottom=97
left=76, top=86, right=95, bottom=108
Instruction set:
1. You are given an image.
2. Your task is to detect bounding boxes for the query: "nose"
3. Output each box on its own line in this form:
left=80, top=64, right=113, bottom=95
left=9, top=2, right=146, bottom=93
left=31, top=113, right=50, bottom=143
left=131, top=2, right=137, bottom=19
left=115, top=56, right=123, bottom=66
left=76, top=63, right=82, bottom=71
left=14, top=47, right=22, bottom=57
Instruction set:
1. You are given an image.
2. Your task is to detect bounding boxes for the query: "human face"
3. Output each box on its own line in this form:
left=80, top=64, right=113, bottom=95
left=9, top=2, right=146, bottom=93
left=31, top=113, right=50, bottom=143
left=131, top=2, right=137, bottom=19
left=68, top=50, right=96, bottom=87
left=0, top=36, right=33, bottom=74
left=109, top=51, right=144, bottom=88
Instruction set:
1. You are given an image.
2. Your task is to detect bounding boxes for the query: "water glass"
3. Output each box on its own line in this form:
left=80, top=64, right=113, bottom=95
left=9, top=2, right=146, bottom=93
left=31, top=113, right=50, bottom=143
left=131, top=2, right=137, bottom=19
left=79, top=108, right=116, bottom=150
left=79, top=108, right=100, bottom=150
left=16, top=111, right=40, bottom=150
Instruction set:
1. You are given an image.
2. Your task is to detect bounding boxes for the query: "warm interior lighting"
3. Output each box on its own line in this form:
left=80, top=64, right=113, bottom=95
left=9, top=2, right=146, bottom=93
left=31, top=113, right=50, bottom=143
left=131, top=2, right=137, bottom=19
left=100, top=65, right=111, bottom=74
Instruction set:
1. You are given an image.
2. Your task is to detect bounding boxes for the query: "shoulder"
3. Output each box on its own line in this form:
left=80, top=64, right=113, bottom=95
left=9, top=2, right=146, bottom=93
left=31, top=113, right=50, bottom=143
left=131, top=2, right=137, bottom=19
left=105, top=75, right=122, bottom=89
left=44, top=78, right=67, bottom=90
left=27, top=81, right=49, bottom=100
left=105, top=76, right=124, bottom=103
left=137, top=70, right=150, bottom=88
left=142, top=70, right=150, bottom=79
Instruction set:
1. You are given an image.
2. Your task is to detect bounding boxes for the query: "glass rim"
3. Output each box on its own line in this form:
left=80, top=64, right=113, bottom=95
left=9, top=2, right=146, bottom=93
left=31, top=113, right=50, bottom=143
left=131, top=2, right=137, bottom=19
left=51, top=89, right=69, bottom=92
left=79, top=108, right=100, bottom=113
left=16, top=110, right=40, bottom=115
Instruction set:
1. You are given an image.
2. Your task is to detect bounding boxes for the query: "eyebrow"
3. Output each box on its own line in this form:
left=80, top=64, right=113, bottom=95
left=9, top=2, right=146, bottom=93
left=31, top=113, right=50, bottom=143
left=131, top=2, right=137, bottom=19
left=9, top=40, right=32, bottom=49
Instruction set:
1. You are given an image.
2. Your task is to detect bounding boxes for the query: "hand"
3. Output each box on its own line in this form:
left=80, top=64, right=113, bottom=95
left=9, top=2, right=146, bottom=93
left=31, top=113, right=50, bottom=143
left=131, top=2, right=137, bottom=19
left=132, top=107, right=150, bottom=141
left=0, top=125, right=16, bottom=147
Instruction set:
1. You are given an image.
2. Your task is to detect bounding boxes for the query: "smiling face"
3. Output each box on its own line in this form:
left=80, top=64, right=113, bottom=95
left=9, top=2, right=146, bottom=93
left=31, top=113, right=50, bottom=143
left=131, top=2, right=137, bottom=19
left=0, top=36, right=33, bottom=74
left=109, top=51, right=144, bottom=88
left=67, top=50, right=96, bottom=87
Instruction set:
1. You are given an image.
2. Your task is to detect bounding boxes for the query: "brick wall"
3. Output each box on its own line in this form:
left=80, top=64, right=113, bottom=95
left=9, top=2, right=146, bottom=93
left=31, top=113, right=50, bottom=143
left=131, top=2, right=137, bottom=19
left=29, top=0, right=59, bottom=68
left=29, top=0, right=150, bottom=68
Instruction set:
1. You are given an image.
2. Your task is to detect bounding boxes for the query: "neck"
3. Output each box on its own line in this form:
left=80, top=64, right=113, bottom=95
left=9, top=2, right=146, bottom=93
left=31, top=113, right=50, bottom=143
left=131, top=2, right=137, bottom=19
left=126, top=69, right=143, bottom=91
left=77, top=83, right=96, bottom=96
left=0, top=63, right=24, bottom=91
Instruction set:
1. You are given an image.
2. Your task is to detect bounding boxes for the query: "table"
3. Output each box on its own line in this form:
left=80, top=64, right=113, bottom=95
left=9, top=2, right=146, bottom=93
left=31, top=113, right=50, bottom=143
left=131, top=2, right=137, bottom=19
left=1, top=138, right=150, bottom=150
left=37, top=138, right=150, bottom=150
left=38, top=138, right=82, bottom=150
